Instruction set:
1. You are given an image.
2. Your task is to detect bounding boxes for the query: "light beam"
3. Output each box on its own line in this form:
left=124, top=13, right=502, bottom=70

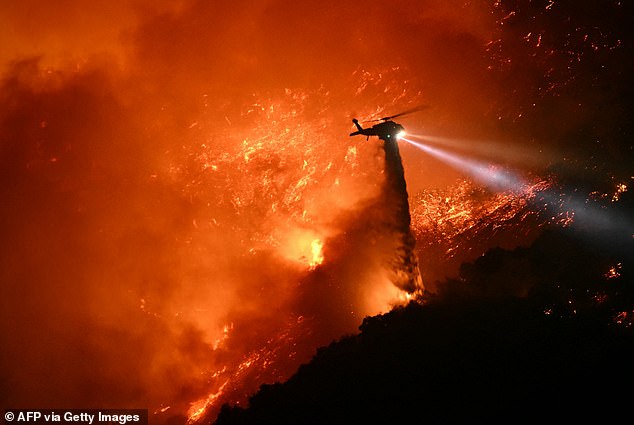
left=401, top=138, right=633, bottom=246
left=401, top=137, right=527, bottom=192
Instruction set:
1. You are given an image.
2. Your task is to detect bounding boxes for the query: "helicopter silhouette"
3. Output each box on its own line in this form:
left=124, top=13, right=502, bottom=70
left=349, top=105, right=428, bottom=141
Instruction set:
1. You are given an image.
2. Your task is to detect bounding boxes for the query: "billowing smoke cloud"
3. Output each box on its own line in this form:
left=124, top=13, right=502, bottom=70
left=2, top=0, right=631, bottom=423
left=0, top=2, right=469, bottom=419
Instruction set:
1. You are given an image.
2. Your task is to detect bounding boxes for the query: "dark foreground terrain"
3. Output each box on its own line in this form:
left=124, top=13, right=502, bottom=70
left=213, top=226, right=634, bottom=425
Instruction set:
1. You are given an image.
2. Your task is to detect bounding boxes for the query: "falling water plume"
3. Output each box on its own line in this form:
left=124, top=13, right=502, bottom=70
left=380, top=138, right=424, bottom=296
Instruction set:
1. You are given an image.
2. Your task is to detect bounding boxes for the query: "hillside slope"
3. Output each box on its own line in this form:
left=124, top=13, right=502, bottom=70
left=213, top=228, right=634, bottom=425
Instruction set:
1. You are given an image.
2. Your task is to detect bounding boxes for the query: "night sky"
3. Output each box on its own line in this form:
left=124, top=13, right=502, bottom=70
left=1, top=1, right=632, bottom=423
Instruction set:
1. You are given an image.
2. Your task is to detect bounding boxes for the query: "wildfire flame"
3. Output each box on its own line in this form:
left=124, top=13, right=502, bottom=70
left=309, top=238, right=324, bottom=268
left=176, top=78, right=427, bottom=422
left=2, top=2, right=631, bottom=425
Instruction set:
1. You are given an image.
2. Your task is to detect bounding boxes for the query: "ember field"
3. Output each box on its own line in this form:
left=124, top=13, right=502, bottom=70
left=1, top=1, right=632, bottom=424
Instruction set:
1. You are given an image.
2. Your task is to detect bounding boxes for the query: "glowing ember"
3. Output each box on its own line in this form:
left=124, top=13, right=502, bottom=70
left=612, top=182, right=628, bottom=202
left=2, top=2, right=631, bottom=425
left=604, top=264, right=622, bottom=280
left=614, top=311, right=634, bottom=328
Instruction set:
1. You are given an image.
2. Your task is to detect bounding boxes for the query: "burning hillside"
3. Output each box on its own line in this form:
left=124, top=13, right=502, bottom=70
left=1, top=1, right=632, bottom=424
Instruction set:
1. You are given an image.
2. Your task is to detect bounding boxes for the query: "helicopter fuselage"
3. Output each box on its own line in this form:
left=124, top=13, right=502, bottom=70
left=349, top=119, right=405, bottom=141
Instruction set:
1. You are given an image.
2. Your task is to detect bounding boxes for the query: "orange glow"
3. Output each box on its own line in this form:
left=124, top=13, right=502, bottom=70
left=2, top=2, right=603, bottom=424
left=309, top=238, right=324, bottom=269
left=186, top=381, right=228, bottom=424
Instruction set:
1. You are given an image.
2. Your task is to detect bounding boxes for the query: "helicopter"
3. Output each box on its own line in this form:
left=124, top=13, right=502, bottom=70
left=349, top=105, right=428, bottom=142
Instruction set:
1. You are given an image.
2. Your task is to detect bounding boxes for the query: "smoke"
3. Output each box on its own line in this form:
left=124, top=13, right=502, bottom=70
left=2, top=0, right=631, bottom=423
left=0, top=19, right=429, bottom=424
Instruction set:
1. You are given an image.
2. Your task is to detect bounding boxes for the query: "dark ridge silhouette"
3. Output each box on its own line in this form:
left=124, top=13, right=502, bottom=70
left=213, top=224, right=634, bottom=425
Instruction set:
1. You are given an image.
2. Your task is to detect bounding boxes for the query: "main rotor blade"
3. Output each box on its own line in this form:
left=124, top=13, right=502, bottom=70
left=383, top=104, right=430, bottom=120
left=364, top=104, right=430, bottom=123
